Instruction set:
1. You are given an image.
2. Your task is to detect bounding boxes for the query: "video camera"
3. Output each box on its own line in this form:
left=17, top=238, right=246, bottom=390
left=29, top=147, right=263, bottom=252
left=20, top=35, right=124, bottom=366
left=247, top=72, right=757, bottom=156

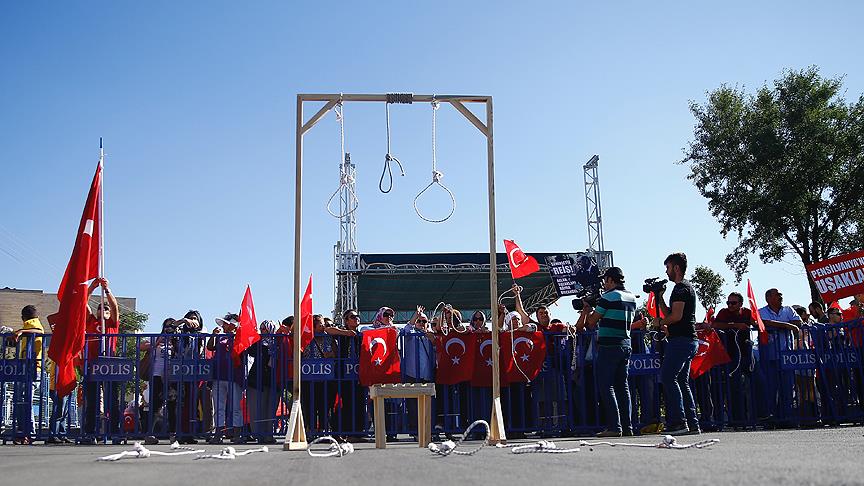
left=571, top=284, right=602, bottom=310
left=642, top=277, right=668, bottom=294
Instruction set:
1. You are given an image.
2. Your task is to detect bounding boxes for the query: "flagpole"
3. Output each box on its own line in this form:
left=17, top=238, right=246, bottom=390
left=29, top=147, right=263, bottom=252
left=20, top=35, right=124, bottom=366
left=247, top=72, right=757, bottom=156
left=98, top=138, right=107, bottom=353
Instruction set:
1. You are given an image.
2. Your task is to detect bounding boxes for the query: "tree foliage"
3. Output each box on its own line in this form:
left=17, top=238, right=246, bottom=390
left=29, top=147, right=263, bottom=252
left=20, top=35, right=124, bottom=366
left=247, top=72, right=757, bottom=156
left=682, top=67, right=864, bottom=302
left=690, top=265, right=725, bottom=311
left=119, top=309, right=148, bottom=334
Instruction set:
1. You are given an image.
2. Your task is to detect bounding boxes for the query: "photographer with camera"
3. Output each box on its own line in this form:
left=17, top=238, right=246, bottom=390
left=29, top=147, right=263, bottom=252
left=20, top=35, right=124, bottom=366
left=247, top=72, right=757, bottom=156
left=581, top=266, right=637, bottom=437
left=651, top=252, right=700, bottom=436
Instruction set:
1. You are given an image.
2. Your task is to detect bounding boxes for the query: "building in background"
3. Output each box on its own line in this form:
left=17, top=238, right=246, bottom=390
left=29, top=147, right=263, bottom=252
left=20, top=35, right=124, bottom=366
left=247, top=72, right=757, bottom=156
left=0, top=287, right=136, bottom=330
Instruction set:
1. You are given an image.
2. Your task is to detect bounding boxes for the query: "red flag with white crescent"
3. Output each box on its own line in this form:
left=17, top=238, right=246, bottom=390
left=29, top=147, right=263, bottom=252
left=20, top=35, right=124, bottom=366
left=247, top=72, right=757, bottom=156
left=300, top=275, right=314, bottom=352
left=232, top=285, right=261, bottom=365
left=359, top=327, right=401, bottom=386
left=47, top=160, right=102, bottom=398
left=435, top=334, right=476, bottom=385
left=504, top=239, right=540, bottom=279
left=471, top=332, right=511, bottom=387
left=690, top=328, right=731, bottom=379
left=747, top=279, right=768, bottom=345
left=503, top=330, right=547, bottom=383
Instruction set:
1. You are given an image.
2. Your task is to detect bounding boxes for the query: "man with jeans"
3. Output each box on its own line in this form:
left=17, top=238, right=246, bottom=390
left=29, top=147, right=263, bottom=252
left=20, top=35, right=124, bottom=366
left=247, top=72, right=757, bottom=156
left=655, top=252, right=700, bottom=435
left=757, top=288, right=801, bottom=424
left=711, top=292, right=754, bottom=426
left=582, top=266, right=637, bottom=437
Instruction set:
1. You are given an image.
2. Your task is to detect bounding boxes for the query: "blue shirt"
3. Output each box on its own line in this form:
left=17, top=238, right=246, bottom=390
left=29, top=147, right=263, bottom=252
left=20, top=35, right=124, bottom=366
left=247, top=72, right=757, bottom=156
left=399, top=326, right=435, bottom=381
left=759, top=305, right=800, bottom=360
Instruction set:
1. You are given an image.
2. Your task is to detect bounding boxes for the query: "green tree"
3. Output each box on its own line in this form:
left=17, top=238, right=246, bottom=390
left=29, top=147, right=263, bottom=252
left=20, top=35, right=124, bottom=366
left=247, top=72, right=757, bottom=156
left=690, top=265, right=726, bottom=312
left=119, top=309, right=148, bottom=399
left=119, top=309, right=148, bottom=334
left=682, top=67, right=864, bottom=303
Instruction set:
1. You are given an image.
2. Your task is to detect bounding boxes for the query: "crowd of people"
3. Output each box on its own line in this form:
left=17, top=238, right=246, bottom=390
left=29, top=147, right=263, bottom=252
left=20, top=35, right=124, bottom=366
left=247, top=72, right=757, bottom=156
left=3, top=253, right=864, bottom=446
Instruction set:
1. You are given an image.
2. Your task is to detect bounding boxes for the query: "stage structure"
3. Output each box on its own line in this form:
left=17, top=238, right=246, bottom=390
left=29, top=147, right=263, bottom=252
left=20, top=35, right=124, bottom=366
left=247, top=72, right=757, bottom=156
left=289, top=93, right=506, bottom=450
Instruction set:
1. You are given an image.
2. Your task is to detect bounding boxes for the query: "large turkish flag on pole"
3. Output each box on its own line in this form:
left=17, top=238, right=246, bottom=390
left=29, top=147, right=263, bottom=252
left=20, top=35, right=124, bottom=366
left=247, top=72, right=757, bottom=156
left=47, top=161, right=102, bottom=397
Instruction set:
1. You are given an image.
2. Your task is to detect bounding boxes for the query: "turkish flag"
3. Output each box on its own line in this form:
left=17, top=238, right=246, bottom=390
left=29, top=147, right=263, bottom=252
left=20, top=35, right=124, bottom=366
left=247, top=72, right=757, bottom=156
left=232, top=285, right=260, bottom=365
left=504, top=239, right=540, bottom=279
left=300, top=275, right=314, bottom=352
left=471, top=333, right=511, bottom=387
left=690, top=328, right=731, bottom=379
left=646, top=291, right=666, bottom=319
left=435, top=334, right=476, bottom=385
left=704, top=307, right=715, bottom=324
left=503, top=331, right=547, bottom=383
left=747, top=280, right=768, bottom=345
left=47, top=160, right=102, bottom=398
left=359, top=327, right=401, bottom=386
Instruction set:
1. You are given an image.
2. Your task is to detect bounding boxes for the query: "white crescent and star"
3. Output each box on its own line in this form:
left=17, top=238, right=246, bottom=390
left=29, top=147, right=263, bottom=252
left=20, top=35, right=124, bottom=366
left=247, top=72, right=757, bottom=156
left=508, top=247, right=525, bottom=268
left=445, top=338, right=466, bottom=357
left=83, top=219, right=94, bottom=237
left=370, top=337, right=388, bottom=364
left=479, top=339, right=493, bottom=367
left=513, top=337, right=534, bottom=351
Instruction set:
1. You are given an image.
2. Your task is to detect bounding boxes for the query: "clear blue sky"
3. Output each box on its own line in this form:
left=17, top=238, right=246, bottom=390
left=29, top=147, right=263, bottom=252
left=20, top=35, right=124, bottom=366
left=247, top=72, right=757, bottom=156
left=2, top=1, right=862, bottom=331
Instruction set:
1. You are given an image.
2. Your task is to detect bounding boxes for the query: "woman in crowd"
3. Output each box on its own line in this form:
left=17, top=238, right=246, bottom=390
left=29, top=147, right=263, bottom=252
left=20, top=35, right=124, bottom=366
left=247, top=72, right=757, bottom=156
left=207, top=314, right=246, bottom=444
left=301, top=314, right=335, bottom=434
left=246, top=320, right=278, bottom=444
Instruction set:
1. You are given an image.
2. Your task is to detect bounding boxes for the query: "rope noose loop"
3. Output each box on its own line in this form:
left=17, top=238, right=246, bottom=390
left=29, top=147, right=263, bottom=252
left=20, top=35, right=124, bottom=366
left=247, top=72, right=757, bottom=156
left=414, top=98, right=456, bottom=223
left=380, top=101, right=406, bottom=193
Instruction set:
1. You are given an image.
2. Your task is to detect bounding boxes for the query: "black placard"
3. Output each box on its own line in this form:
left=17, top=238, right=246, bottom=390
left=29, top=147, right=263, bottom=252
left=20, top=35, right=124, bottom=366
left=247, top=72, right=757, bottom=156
left=545, top=255, right=582, bottom=296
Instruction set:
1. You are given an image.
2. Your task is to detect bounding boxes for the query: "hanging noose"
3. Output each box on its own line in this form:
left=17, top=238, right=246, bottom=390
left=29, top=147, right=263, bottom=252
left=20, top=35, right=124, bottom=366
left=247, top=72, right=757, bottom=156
left=325, top=101, right=359, bottom=218
left=414, top=99, right=456, bottom=223
left=380, top=101, right=405, bottom=193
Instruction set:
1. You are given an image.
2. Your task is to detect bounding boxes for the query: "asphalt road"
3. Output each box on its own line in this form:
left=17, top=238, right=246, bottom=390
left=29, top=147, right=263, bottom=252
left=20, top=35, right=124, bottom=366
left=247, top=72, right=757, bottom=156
left=2, top=427, right=863, bottom=485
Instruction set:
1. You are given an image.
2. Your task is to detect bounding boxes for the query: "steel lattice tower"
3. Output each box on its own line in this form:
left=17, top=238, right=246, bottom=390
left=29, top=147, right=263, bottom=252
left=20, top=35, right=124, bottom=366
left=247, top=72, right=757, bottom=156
left=583, top=154, right=611, bottom=269
left=333, top=153, right=359, bottom=324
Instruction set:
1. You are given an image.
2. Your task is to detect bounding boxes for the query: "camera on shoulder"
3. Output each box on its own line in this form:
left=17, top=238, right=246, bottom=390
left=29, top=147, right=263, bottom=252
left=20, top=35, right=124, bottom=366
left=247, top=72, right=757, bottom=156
left=642, top=277, right=668, bottom=294
left=571, top=284, right=601, bottom=310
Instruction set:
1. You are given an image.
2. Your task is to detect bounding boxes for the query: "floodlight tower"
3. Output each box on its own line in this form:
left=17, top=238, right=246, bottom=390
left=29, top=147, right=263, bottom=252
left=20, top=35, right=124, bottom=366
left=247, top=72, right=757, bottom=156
left=333, top=153, right=359, bottom=325
left=583, top=154, right=610, bottom=269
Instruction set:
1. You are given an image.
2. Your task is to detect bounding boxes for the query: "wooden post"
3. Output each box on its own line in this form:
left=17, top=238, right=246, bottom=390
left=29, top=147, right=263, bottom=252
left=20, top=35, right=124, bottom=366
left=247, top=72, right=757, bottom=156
left=374, top=396, right=386, bottom=449
left=285, top=95, right=307, bottom=451
left=285, top=93, right=502, bottom=448
left=485, top=98, right=506, bottom=444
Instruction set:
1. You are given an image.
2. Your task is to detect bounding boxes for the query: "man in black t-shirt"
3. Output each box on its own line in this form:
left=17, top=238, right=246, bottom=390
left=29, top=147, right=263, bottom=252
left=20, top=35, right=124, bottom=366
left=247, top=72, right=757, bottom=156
left=654, top=252, right=700, bottom=435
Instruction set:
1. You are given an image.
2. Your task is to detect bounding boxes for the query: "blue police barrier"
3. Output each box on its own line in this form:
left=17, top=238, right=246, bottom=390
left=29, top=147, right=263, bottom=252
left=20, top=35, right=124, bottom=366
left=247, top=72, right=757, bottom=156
left=7, top=321, right=864, bottom=444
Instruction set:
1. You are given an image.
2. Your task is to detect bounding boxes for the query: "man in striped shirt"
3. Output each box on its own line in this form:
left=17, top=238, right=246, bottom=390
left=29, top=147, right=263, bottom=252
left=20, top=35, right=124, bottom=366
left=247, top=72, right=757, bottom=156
left=582, top=266, right=637, bottom=437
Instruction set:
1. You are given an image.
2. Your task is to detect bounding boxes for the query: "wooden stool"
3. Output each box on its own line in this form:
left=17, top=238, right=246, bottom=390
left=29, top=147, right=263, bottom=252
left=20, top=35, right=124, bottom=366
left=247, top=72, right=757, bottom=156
left=369, top=383, right=436, bottom=449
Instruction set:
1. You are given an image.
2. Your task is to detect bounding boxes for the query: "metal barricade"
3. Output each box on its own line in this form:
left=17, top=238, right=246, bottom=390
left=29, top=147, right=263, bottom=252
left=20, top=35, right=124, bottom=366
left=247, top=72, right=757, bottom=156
left=6, top=322, right=864, bottom=444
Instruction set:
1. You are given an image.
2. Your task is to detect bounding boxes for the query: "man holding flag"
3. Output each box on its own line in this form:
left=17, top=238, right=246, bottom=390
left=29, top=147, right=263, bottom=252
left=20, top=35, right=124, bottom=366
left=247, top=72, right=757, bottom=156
left=45, top=157, right=118, bottom=444
left=80, top=277, right=121, bottom=444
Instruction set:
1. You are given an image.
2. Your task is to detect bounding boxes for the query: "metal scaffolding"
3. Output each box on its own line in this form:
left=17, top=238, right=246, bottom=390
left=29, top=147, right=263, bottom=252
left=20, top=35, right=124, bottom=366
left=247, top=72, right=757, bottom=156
left=333, top=153, right=359, bottom=325
left=583, top=155, right=611, bottom=269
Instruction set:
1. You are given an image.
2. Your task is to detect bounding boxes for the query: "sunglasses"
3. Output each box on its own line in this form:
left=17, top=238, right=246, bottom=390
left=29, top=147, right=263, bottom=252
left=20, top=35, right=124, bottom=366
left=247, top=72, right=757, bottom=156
left=383, top=312, right=394, bottom=318
left=417, top=319, right=428, bottom=324
left=829, top=311, right=841, bottom=316
left=346, top=314, right=359, bottom=319
left=727, top=301, right=741, bottom=305
left=472, top=317, right=483, bottom=321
